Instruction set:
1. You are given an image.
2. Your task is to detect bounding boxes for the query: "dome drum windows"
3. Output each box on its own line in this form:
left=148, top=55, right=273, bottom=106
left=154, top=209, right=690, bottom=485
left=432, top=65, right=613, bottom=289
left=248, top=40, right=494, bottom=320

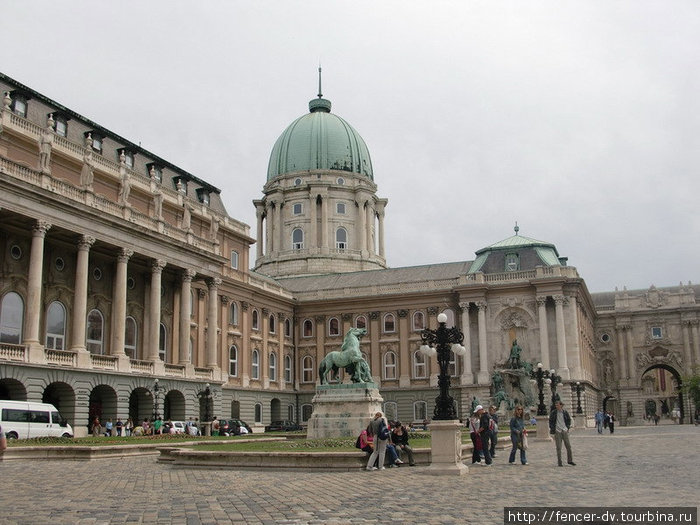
left=335, top=228, right=347, bottom=251
left=292, top=228, right=304, bottom=250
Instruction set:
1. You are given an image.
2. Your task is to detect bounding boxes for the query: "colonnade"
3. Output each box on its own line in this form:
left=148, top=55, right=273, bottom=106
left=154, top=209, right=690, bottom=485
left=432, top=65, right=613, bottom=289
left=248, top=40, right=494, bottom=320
left=20, top=219, right=220, bottom=368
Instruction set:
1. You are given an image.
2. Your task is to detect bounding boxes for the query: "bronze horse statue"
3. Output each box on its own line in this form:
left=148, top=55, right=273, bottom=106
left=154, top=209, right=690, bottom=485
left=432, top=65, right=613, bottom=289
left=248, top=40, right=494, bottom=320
left=318, top=328, right=371, bottom=384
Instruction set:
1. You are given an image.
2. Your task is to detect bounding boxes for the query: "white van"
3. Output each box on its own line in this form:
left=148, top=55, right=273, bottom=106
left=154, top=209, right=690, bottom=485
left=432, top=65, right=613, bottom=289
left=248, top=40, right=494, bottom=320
left=0, top=400, right=73, bottom=439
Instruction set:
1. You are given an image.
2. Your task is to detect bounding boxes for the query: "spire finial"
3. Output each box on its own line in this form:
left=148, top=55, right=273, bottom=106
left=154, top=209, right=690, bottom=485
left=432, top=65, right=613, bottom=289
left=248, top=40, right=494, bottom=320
left=317, top=65, right=323, bottom=99
left=514, top=222, right=519, bottom=235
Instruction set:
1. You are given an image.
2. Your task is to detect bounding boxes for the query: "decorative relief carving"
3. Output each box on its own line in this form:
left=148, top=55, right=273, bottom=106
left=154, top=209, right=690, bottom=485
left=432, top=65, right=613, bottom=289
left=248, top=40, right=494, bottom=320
left=636, top=349, right=683, bottom=370
left=398, top=309, right=408, bottom=318
left=341, top=313, right=353, bottom=321
left=241, top=301, right=249, bottom=311
left=644, top=286, right=667, bottom=309
left=197, top=289, right=206, bottom=299
left=370, top=311, right=380, bottom=320
left=498, top=310, right=528, bottom=330
left=426, top=307, right=438, bottom=315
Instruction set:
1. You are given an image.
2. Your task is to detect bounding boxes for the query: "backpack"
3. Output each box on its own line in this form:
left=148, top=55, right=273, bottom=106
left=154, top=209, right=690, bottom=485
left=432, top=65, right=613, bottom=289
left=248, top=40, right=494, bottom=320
left=378, top=422, right=390, bottom=441
left=355, top=434, right=362, bottom=449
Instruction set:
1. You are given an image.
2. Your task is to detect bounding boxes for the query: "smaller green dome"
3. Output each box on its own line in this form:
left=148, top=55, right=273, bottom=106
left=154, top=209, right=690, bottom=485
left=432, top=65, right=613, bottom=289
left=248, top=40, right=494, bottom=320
left=267, top=96, right=374, bottom=181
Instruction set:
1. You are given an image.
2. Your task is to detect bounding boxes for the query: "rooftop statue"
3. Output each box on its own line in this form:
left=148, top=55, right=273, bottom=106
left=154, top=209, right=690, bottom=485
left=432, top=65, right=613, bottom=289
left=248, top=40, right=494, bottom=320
left=319, top=328, right=371, bottom=384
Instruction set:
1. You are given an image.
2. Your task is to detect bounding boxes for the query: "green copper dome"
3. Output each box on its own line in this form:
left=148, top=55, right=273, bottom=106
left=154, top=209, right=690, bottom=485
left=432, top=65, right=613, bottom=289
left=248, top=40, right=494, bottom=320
left=267, top=96, right=374, bottom=181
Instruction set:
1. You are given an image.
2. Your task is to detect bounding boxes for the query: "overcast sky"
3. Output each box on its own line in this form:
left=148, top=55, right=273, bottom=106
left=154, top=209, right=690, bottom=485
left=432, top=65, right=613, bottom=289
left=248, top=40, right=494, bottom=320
left=2, top=1, right=698, bottom=293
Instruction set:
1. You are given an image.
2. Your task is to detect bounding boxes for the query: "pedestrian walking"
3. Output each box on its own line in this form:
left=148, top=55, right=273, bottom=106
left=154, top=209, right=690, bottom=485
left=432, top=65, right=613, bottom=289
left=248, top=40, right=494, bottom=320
left=488, top=405, right=499, bottom=457
left=508, top=405, right=528, bottom=465
left=549, top=401, right=575, bottom=467
left=92, top=416, right=101, bottom=437
left=608, top=412, right=616, bottom=434
left=594, top=409, right=604, bottom=434
left=366, top=412, right=389, bottom=471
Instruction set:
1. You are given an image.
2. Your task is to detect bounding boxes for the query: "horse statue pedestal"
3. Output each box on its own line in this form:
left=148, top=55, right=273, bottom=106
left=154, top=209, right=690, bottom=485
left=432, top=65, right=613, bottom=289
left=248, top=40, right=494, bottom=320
left=306, top=383, right=383, bottom=439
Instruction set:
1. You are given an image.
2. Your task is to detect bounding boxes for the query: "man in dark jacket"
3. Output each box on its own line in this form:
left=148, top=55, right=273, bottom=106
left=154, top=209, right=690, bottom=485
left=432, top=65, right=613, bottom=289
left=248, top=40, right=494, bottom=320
left=478, top=406, right=493, bottom=465
left=549, top=401, right=575, bottom=466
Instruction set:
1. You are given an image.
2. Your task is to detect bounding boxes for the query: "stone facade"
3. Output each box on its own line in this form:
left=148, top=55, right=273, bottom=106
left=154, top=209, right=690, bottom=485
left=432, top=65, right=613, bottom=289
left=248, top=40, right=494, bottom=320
left=0, top=73, right=697, bottom=439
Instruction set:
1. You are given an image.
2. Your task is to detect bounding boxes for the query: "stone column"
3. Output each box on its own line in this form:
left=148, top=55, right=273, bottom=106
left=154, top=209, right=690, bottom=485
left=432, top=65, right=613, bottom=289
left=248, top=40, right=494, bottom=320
left=111, top=248, right=133, bottom=356
left=553, top=295, right=569, bottom=379
left=681, top=321, right=693, bottom=370
left=277, top=203, right=284, bottom=255
left=206, top=278, right=220, bottom=368
left=377, top=209, right=386, bottom=258
left=70, top=235, right=95, bottom=352
left=616, top=325, right=628, bottom=381
left=457, top=303, right=472, bottom=386
left=320, top=196, right=329, bottom=253
left=265, top=202, right=273, bottom=255
left=179, top=269, right=196, bottom=364
left=309, top=193, right=318, bottom=252
left=255, top=207, right=264, bottom=259
left=365, top=204, right=374, bottom=254
left=625, top=326, right=635, bottom=383
left=240, top=302, right=250, bottom=386
left=398, top=309, right=410, bottom=387
left=262, top=308, right=270, bottom=388
left=476, top=301, right=490, bottom=384
left=24, top=220, right=51, bottom=346
left=356, top=199, right=366, bottom=253
left=691, top=321, right=700, bottom=367
left=148, top=259, right=166, bottom=361
left=536, top=295, right=550, bottom=370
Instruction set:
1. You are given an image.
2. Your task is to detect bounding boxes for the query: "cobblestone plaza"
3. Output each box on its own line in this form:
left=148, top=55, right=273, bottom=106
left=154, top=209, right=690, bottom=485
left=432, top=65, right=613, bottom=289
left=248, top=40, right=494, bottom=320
left=1, top=425, right=697, bottom=524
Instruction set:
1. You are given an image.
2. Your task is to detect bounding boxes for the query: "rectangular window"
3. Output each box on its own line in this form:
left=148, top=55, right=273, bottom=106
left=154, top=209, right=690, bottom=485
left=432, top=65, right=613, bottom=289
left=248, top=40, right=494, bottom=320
left=651, top=327, right=662, bottom=339
left=54, top=117, right=68, bottom=137
left=230, top=250, right=239, bottom=270
left=293, top=203, right=303, bottom=215
left=11, top=97, right=27, bottom=117
left=91, top=136, right=103, bottom=153
left=336, top=202, right=346, bottom=214
left=197, top=189, right=210, bottom=205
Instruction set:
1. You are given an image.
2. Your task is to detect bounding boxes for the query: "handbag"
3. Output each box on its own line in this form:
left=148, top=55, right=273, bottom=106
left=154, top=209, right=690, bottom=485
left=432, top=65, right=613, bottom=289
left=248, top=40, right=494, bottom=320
left=521, top=430, right=529, bottom=450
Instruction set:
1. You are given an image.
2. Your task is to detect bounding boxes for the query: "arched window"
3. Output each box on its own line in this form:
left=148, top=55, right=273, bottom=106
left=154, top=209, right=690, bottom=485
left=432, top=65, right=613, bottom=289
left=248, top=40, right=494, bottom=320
left=449, top=349, right=458, bottom=377
left=383, top=351, right=397, bottom=379
left=269, top=352, right=277, bottom=381
left=287, top=404, right=295, bottom=421
left=328, top=317, right=340, bottom=336
left=301, top=404, right=313, bottom=423
left=45, top=301, right=66, bottom=350
left=335, top=227, right=347, bottom=250
left=86, top=309, right=104, bottom=355
left=229, top=302, right=238, bottom=325
left=413, top=350, right=427, bottom=378
left=124, top=316, right=137, bottom=358
left=284, top=318, right=291, bottom=337
left=302, top=355, right=314, bottom=383
left=159, top=323, right=167, bottom=362
left=355, top=315, right=367, bottom=331
left=284, top=354, right=292, bottom=383
left=412, top=311, right=425, bottom=331
left=269, top=314, right=276, bottom=334
left=0, top=291, right=24, bottom=344
left=303, top=319, right=313, bottom=338
left=441, top=309, right=455, bottom=327
left=252, top=309, right=259, bottom=330
left=384, top=401, right=398, bottom=422
left=251, top=349, right=260, bottom=379
left=254, top=402, right=263, bottom=424
left=292, top=228, right=304, bottom=250
left=229, top=345, right=238, bottom=376
left=383, top=313, right=395, bottom=333
left=413, top=401, right=428, bottom=422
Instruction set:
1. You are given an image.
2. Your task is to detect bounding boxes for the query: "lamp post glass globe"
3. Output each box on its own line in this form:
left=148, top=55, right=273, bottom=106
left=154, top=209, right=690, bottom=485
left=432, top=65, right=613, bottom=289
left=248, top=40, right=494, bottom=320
left=437, top=313, right=448, bottom=324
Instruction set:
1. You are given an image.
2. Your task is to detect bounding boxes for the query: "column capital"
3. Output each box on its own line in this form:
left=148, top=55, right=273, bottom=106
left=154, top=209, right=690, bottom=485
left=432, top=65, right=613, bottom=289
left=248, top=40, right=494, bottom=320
left=220, top=295, right=229, bottom=305
left=262, top=308, right=271, bottom=316
left=370, top=311, right=380, bottom=320
left=458, top=301, right=470, bottom=310
left=77, top=235, right=95, bottom=250
left=117, top=248, right=134, bottom=263
left=151, top=259, right=166, bottom=273
left=241, top=301, right=249, bottom=311
left=341, top=313, right=353, bottom=321
left=553, top=294, right=567, bottom=305
left=536, top=295, right=548, bottom=307
left=198, top=288, right=207, bottom=299
left=314, top=315, right=326, bottom=323
left=427, top=306, right=439, bottom=316
left=476, top=301, right=488, bottom=311
left=397, top=309, right=408, bottom=318
left=32, top=220, right=52, bottom=236
left=206, top=277, right=222, bottom=289
left=182, top=268, right=197, bottom=282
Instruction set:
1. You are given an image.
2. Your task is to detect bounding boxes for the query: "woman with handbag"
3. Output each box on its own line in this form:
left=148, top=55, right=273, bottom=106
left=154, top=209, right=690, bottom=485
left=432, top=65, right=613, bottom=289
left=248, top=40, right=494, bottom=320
left=508, top=405, right=529, bottom=465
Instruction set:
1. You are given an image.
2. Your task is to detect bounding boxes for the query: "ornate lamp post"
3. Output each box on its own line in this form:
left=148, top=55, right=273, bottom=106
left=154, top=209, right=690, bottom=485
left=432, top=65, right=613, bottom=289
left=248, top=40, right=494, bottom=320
left=197, top=383, right=213, bottom=431
left=419, top=313, right=466, bottom=420
left=549, top=369, right=562, bottom=410
left=152, top=378, right=161, bottom=420
left=418, top=312, right=468, bottom=475
left=574, top=381, right=583, bottom=414
left=530, top=363, right=551, bottom=416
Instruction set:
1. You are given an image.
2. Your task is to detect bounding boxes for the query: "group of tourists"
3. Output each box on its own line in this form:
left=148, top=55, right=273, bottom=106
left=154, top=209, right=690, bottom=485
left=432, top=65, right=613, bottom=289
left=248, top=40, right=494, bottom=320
left=594, top=409, right=617, bottom=434
left=359, top=412, right=416, bottom=470
left=90, top=416, right=201, bottom=437
left=469, top=404, right=521, bottom=466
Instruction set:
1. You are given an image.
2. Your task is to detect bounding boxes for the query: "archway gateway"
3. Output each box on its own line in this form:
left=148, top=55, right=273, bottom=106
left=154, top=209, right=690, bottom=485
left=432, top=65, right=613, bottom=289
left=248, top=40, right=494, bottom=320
left=640, top=364, right=686, bottom=424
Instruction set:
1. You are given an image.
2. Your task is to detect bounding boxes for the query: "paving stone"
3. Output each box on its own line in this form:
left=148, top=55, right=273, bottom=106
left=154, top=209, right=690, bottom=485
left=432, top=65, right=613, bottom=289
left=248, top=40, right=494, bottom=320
left=0, top=425, right=697, bottom=524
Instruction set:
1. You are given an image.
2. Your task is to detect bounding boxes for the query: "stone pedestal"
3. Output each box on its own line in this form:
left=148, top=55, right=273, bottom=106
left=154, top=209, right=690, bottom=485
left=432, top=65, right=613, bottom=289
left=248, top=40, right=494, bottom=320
left=425, top=419, right=468, bottom=476
left=534, top=415, right=552, bottom=442
left=573, top=414, right=586, bottom=429
left=306, top=383, right=383, bottom=439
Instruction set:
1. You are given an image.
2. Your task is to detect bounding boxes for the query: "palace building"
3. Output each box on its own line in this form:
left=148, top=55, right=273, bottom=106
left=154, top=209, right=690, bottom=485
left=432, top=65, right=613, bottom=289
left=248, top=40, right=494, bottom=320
left=0, top=72, right=697, bottom=436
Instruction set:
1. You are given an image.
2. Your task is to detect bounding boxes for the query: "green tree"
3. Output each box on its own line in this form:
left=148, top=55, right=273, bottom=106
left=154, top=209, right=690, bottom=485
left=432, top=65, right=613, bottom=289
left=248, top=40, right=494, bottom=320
left=680, top=366, right=700, bottom=408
